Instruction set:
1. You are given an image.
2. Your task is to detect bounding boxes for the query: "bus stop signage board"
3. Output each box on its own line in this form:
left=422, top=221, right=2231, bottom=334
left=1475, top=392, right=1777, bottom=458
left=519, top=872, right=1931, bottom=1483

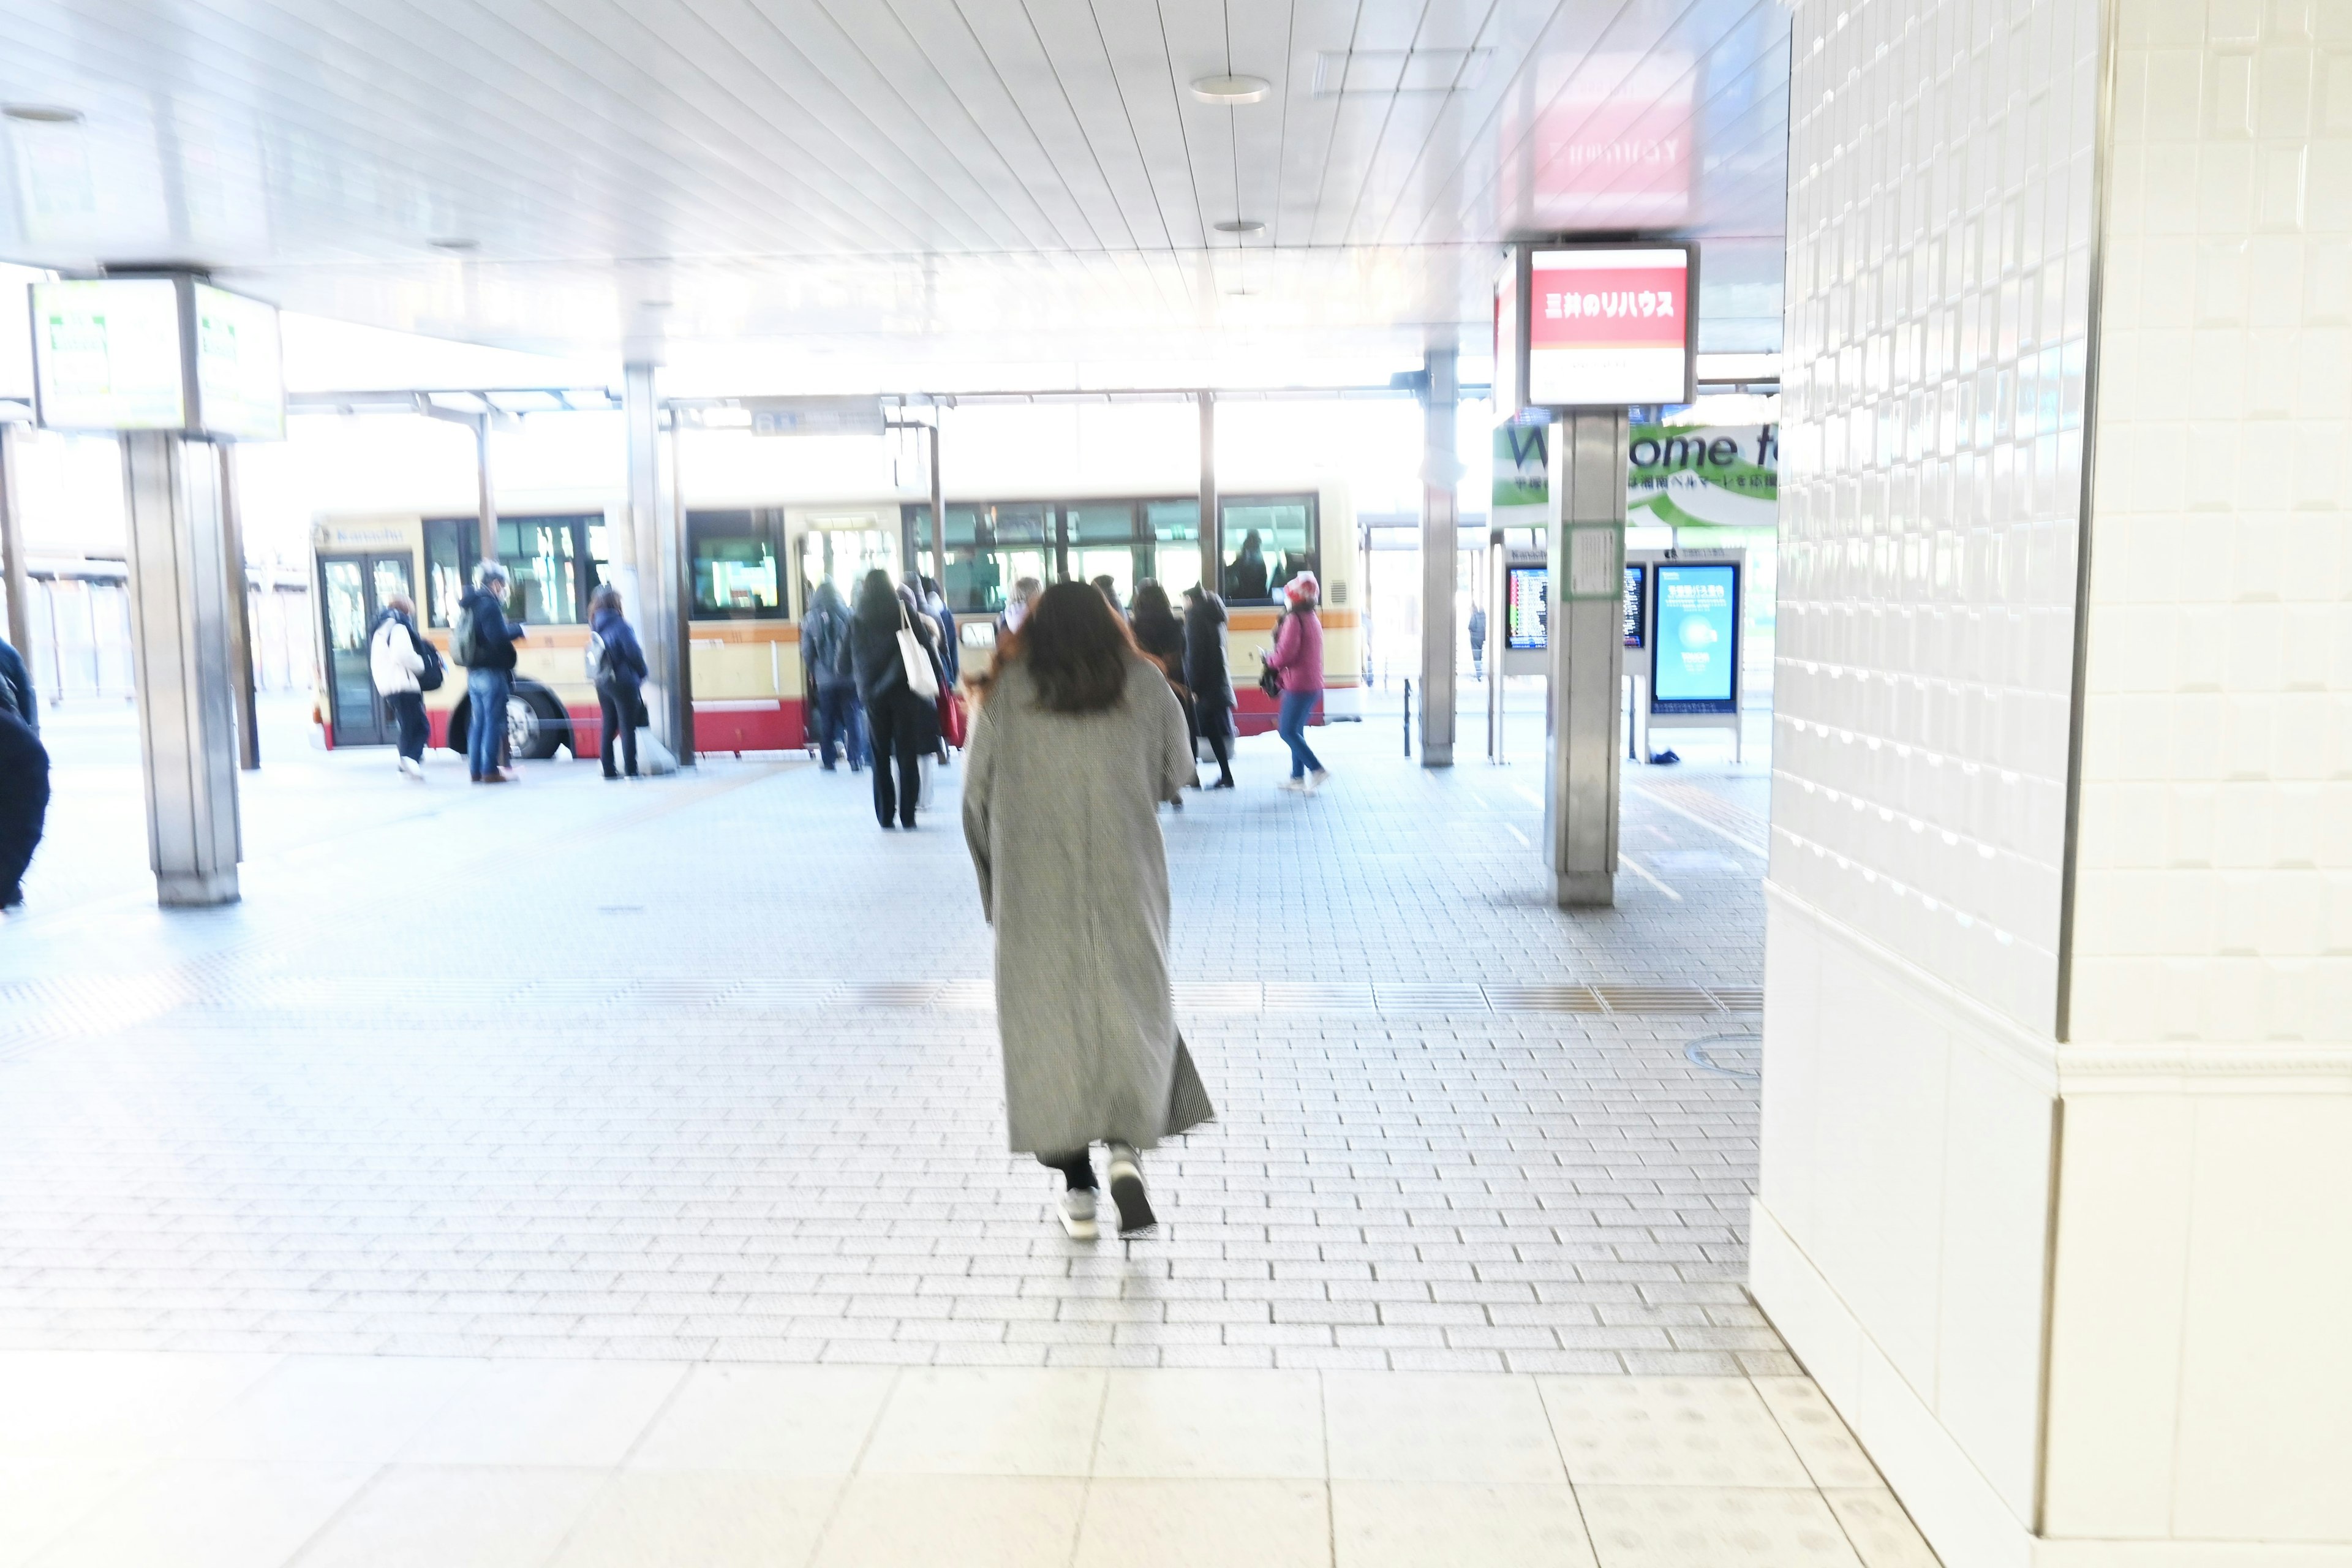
left=1650, top=560, right=1739, bottom=713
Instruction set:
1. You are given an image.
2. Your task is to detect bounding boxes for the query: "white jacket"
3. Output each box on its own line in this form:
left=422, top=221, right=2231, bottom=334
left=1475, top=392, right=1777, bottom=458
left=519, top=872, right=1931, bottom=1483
left=369, top=616, right=426, bottom=695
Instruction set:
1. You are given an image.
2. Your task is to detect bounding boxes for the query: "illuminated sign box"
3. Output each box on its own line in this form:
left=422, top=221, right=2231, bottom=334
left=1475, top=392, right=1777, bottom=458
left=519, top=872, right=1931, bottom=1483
left=1649, top=560, right=1739, bottom=714
left=1504, top=561, right=1547, bottom=651
left=1493, top=242, right=1696, bottom=418
left=30, top=276, right=284, bottom=441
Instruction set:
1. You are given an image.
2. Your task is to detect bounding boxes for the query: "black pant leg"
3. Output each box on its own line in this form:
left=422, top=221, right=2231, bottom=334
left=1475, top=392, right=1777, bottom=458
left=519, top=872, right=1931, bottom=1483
left=867, top=697, right=899, bottom=824
left=894, top=722, right=922, bottom=826
left=1036, top=1149, right=1096, bottom=1191
left=597, top=687, right=624, bottom=775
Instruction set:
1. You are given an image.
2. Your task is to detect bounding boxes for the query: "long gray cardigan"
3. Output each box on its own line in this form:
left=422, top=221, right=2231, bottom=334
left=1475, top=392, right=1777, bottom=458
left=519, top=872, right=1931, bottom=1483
left=963, top=655, right=1213, bottom=1155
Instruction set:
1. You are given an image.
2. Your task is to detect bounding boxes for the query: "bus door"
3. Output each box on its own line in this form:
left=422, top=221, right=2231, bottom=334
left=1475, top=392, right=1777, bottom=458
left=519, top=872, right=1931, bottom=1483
left=319, top=552, right=415, bottom=746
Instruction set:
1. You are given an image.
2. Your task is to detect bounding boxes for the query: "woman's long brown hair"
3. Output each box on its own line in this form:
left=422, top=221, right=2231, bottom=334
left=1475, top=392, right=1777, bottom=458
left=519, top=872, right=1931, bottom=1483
left=1021, top=579, right=1136, bottom=714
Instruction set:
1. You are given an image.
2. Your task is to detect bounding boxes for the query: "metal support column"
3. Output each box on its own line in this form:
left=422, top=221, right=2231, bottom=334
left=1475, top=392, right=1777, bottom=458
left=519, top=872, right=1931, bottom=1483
left=121, top=431, right=241, bottom=907
left=1417, top=349, right=1460, bottom=766
left=216, top=444, right=260, bottom=769
left=667, top=413, right=695, bottom=765
left=1197, top=391, right=1218, bottom=594
left=927, top=410, right=945, bottom=587
left=1542, top=411, right=1628, bottom=908
left=472, top=415, right=497, bottom=565
left=624, top=364, right=687, bottom=761
left=0, top=423, right=30, bottom=657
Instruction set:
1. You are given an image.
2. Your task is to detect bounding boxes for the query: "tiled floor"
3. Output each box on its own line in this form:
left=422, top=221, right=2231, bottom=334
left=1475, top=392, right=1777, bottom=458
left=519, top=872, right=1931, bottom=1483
left=0, top=695, right=1940, bottom=1564
left=0, top=1353, right=1938, bottom=1567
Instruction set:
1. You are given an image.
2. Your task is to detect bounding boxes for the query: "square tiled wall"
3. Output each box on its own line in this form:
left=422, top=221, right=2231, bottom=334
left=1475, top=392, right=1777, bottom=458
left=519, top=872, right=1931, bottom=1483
left=2071, top=0, right=2352, bottom=1045
left=1774, top=0, right=2100, bottom=1033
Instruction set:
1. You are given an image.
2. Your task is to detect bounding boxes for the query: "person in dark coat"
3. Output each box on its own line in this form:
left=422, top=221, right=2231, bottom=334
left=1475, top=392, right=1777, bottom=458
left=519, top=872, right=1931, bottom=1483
left=589, top=585, right=650, bottom=780
left=1224, top=530, right=1270, bottom=601
left=0, top=707, right=49, bottom=911
left=0, top=635, right=37, bottom=736
left=802, top=579, right=864, bottom=772
left=1128, top=581, right=1193, bottom=793
left=456, top=563, right=524, bottom=783
left=1182, top=585, right=1235, bottom=788
left=850, top=568, right=940, bottom=829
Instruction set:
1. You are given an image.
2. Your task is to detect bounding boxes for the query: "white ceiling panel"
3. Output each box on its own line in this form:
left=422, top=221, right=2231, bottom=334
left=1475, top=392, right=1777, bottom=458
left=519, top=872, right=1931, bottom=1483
left=0, top=0, right=1790, bottom=374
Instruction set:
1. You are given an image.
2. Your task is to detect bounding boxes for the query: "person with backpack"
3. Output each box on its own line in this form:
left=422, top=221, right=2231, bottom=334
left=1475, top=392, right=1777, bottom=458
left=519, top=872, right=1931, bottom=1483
left=453, top=562, right=524, bottom=785
left=802, top=578, right=863, bottom=772
left=587, top=584, right=649, bottom=780
left=367, top=593, right=432, bottom=779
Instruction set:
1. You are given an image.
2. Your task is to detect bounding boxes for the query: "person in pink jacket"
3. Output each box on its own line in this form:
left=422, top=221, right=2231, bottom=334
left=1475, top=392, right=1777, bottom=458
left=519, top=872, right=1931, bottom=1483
left=1265, top=572, right=1329, bottom=793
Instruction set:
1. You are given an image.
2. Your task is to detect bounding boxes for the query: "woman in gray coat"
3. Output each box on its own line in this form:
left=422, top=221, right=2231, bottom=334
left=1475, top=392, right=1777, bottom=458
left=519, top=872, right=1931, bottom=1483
left=963, top=581, right=1212, bottom=1239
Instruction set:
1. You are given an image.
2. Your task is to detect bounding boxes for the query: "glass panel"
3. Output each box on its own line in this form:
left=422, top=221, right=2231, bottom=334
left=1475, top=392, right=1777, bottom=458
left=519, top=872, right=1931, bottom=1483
left=1071, top=546, right=1137, bottom=609
left=799, top=527, right=900, bottom=609
left=321, top=558, right=377, bottom=742
left=424, top=519, right=470, bottom=627
left=1221, top=496, right=1317, bottom=603
left=1145, top=500, right=1203, bottom=601
left=989, top=503, right=1047, bottom=545
left=587, top=520, right=616, bottom=589
left=1067, top=503, right=1136, bottom=543
left=498, top=518, right=586, bottom=624
left=371, top=555, right=412, bottom=612
left=688, top=509, right=784, bottom=618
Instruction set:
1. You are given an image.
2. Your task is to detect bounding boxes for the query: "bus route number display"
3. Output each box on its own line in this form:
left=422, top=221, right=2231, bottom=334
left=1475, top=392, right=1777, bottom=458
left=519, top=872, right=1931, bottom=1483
left=1650, top=562, right=1738, bottom=713
left=1505, top=563, right=1547, bottom=651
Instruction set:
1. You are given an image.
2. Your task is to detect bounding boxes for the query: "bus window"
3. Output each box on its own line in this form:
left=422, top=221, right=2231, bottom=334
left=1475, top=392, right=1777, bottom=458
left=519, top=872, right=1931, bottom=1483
left=1145, top=500, right=1202, bottom=601
left=1222, top=496, right=1316, bottom=604
left=688, top=510, right=785, bottom=618
left=424, top=514, right=594, bottom=625
left=1066, top=503, right=1139, bottom=608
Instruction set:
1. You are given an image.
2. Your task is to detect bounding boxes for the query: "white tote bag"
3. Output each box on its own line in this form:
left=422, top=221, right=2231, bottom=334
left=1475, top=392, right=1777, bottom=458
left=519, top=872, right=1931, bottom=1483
left=897, top=603, right=941, bottom=702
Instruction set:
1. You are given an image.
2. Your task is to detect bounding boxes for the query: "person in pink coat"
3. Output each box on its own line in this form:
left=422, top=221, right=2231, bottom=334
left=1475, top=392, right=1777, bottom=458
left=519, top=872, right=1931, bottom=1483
left=1265, top=572, right=1329, bottom=793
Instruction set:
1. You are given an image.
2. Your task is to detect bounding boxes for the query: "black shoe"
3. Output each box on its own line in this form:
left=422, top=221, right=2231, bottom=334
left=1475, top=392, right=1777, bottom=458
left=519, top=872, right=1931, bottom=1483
left=1212, top=775, right=1235, bottom=790
left=603, top=771, right=621, bottom=780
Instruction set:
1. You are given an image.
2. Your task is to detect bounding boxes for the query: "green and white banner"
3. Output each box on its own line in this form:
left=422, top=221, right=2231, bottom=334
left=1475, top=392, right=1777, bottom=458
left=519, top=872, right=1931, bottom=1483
left=1627, top=424, right=1777, bottom=529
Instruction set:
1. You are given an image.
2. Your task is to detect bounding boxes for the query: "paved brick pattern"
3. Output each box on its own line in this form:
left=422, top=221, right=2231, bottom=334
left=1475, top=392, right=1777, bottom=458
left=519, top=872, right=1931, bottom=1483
left=0, top=703, right=1779, bottom=1374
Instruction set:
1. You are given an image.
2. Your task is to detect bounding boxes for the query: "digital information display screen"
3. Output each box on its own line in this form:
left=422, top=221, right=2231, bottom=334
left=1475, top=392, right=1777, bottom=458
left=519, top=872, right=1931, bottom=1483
left=32, top=277, right=284, bottom=440
left=1650, top=562, right=1738, bottom=712
left=1623, top=564, right=1646, bottom=649
left=31, top=278, right=187, bottom=432
left=1526, top=246, right=1694, bottom=407
left=192, top=284, right=285, bottom=441
left=1504, top=563, right=1547, bottom=652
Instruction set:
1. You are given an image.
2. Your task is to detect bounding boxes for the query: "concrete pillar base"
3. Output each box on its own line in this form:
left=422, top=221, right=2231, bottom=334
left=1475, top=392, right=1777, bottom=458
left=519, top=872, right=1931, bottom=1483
left=1555, top=871, right=1615, bottom=908
left=157, top=871, right=240, bottom=907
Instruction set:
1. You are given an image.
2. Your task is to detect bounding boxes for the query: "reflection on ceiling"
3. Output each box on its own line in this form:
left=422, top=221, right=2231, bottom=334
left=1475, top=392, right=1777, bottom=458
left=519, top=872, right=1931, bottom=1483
left=0, top=0, right=1789, bottom=377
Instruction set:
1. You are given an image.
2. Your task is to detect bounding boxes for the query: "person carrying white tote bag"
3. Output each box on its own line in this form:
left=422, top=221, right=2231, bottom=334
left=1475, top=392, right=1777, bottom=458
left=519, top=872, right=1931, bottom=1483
left=898, top=599, right=941, bottom=701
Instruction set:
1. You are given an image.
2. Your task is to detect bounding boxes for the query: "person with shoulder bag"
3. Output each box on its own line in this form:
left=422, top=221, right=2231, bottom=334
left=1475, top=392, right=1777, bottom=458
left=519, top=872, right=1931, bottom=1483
left=587, top=584, right=650, bottom=780
left=455, top=563, right=525, bottom=784
left=1181, top=586, right=1235, bottom=788
left=849, top=569, right=941, bottom=829
left=1265, top=571, right=1329, bottom=794
left=368, top=593, right=431, bottom=779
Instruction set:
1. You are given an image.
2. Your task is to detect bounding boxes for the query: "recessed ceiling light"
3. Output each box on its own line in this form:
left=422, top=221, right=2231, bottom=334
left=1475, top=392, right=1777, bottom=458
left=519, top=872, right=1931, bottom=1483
left=638, top=299, right=674, bottom=310
left=4, top=105, right=83, bottom=124
left=1213, top=219, right=1265, bottom=235
left=429, top=237, right=478, bottom=251
left=1190, top=74, right=1270, bottom=104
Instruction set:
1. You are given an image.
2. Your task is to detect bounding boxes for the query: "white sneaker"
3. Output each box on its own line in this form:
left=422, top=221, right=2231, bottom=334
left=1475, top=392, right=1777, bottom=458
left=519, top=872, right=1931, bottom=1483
left=398, top=757, right=424, bottom=780
left=1306, top=768, right=1329, bottom=794
left=1058, top=1188, right=1099, bottom=1242
left=1278, top=777, right=1306, bottom=793
left=1105, top=1142, right=1156, bottom=1234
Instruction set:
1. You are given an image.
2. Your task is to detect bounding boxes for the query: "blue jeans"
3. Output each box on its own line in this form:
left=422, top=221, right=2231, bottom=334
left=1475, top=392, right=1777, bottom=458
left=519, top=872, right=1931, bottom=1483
left=813, top=683, right=867, bottom=769
left=1276, top=688, right=1323, bottom=778
left=466, top=668, right=510, bottom=779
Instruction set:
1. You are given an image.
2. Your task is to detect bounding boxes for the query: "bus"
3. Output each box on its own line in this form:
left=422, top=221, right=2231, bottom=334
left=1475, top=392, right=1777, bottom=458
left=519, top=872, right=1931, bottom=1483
left=312, top=484, right=1359, bottom=760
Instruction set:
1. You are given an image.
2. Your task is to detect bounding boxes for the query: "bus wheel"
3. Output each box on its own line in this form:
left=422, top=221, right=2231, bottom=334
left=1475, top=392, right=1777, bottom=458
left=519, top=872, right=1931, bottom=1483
left=508, top=680, right=568, bottom=761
